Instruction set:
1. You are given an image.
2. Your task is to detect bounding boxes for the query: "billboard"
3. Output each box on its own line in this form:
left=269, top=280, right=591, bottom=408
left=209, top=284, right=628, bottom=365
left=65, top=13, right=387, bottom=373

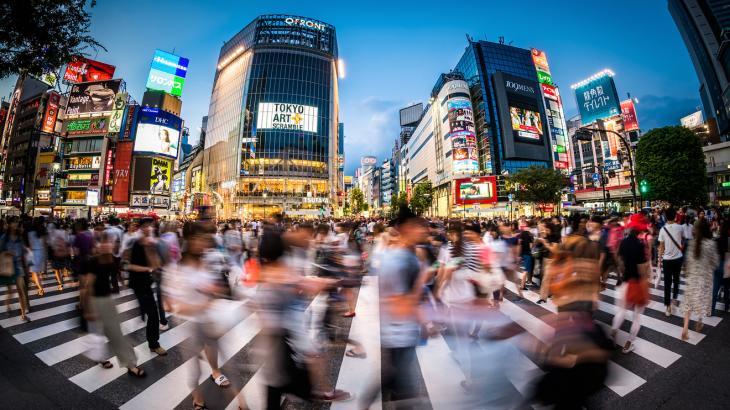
left=454, top=176, right=498, bottom=205
left=573, top=70, right=621, bottom=125
left=150, top=158, right=171, bottom=194
left=447, top=93, right=479, bottom=175
left=63, top=56, right=116, bottom=83
left=620, top=99, right=639, bottom=131
left=65, top=117, right=109, bottom=136
left=681, top=111, right=704, bottom=128
left=66, top=79, right=122, bottom=115
left=108, top=92, right=128, bottom=133
left=361, top=156, right=377, bottom=166
left=67, top=155, right=101, bottom=170
left=510, top=106, right=543, bottom=139
left=256, top=103, right=318, bottom=132
left=41, top=92, right=61, bottom=133
left=145, top=50, right=189, bottom=97
left=134, top=107, right=182, bottom=159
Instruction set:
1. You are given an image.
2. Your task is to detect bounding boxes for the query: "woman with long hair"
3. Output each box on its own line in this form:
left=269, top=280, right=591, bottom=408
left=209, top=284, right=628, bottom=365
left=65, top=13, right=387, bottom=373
left=27, top=217, right=52, bottom=295
left=681, top=219, right=718, bottom=340
left=0, top=217, right=30, bottom=322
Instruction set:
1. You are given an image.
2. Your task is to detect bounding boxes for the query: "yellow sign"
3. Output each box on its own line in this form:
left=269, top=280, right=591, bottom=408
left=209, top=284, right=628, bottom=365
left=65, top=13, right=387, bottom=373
left=150, top=158, right=171, bottom=194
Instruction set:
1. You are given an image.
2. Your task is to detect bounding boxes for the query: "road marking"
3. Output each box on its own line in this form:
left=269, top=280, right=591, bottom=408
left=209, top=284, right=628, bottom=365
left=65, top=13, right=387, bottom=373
left=601, top=287, right=721, bottom=326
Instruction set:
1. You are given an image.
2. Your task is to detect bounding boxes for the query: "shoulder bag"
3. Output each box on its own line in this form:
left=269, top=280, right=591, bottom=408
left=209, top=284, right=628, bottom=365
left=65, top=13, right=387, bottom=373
left=662, top=226, right=684, bottom=253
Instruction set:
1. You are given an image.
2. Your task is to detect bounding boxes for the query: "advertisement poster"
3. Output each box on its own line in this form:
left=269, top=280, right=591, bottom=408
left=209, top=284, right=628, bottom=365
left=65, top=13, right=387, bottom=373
left=134, top=107, right=181, bottom=158
left=66, top=79, right=122, bottom=115
left=65, top=117, right=109, bottom=135
left=145, top=49, right=189, bottom=97
left=574, top=71, right=621, bottom=125
left=256, top=102, right=318, bottom=133
left=108, top=92, right=128, bottom=133
left=620, top=99, right=640, bottom=131
left=455, top=176, right=498, bottom=205
left=64, top=57, right=116, bottom=83
left=447, top=96, right=478, bottom=174
left=510, top=106, right=543, bottom=139
left=41, top=92, right=61, bottom=133
left=150, top=158, right=171, bottom=194
left=112, top=142, right=133, bottom=203
left=191, top=166, right=202, bottom=192
left=67, top=156, right=101, bottom=170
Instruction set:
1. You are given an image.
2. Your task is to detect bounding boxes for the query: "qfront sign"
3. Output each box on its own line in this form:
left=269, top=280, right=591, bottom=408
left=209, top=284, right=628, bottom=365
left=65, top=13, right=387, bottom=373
left=573, top=71, right=621, bottom=126
left=284, top=17, right=326, bottom=31
left=256, top=103, right=318, bottom=132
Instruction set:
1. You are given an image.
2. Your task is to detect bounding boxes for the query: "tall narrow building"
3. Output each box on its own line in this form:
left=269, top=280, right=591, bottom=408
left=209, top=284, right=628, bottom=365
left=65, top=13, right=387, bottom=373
left=203, top=14, right=341, bottom=219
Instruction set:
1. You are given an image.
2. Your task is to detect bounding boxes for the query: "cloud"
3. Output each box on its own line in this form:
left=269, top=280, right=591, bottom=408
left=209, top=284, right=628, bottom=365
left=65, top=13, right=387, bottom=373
left=636, top=95, right=702, bottom=131
left=343, top=97, right=404, bottom=175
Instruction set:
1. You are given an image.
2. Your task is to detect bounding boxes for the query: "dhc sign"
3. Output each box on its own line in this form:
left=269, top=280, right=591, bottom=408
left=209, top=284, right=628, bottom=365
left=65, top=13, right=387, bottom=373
left=284, top=17, right=326, bottom=32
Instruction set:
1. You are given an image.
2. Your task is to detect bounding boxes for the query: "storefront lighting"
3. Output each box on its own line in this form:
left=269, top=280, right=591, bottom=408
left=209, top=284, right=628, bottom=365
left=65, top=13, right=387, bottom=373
left=337, top=58, right=345, bottom=79
left=218, top=46, right=245, bottom=70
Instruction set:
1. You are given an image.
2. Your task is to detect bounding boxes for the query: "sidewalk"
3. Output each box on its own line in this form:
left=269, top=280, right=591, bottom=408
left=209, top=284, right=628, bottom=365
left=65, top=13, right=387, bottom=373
left=0, top=325, right=116, bottom=410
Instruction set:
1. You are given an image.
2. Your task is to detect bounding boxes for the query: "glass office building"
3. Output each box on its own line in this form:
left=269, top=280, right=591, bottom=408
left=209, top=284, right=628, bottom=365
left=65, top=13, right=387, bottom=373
left=203, top=14, right=340, bottom=218
left=454, top=40, right=552, bottom=176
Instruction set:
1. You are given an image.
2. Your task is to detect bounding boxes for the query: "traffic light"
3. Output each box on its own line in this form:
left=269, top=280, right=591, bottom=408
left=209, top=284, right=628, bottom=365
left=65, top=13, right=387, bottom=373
left=575, top=128, right=593, bottom=141
left=639, top=179, right=649, bottom=194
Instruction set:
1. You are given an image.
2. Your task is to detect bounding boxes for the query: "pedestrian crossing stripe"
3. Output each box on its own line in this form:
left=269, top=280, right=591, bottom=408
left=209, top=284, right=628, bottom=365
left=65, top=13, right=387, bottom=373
left=0, top=273, right=723, bottom=409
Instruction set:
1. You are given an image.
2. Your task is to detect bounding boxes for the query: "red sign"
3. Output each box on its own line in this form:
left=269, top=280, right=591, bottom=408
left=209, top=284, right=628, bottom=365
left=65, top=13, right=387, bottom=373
left=541, top=83, right=558, bottom=100
left=41, top=92, right=61, bottom=133
left=620, top=100, right=640, bottom=131
left=63, top=56, right=116, bottom=83
left=454, top=176, right=498, bottom=205
left=554, top=160, right=569, bottom=169
left=111, top=141, right=133, bottom=203
left=104, top=146, right=114, bottom=186
left=537, top=203, right=555, bottom=213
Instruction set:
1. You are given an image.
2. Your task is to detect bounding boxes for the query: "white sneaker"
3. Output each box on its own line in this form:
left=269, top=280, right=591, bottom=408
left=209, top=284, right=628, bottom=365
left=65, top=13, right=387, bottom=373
left=665, top=305, right=672, bottom=317
left=159, top=323, right=170, bottom=331
left=622, top=341, right=635, bottom=354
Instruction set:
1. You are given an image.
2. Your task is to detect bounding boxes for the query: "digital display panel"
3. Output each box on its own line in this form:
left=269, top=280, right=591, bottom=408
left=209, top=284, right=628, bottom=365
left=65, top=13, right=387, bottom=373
left=145, top=50, right=189, bottom=97
left=133, top=107, right=182, bottom=159
left=454, top=176, right=498, bottom=205
left=510, top=106, right=543, bottom=140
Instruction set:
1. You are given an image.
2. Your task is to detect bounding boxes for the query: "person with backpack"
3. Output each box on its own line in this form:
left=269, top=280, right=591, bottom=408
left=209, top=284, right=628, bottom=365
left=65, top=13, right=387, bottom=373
left=658, top=207, right=685, bottom=316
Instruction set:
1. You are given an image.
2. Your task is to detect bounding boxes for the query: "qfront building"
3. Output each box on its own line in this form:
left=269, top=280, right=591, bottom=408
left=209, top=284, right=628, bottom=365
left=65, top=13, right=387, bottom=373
left=202, top=14, right=341, bottom=219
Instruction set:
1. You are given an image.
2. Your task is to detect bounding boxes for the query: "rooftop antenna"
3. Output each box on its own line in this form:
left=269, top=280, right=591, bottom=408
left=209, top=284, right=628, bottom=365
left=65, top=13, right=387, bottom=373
left=508, top=40, right=513, bottom=45
left=499, top=36, right=505, bottom=45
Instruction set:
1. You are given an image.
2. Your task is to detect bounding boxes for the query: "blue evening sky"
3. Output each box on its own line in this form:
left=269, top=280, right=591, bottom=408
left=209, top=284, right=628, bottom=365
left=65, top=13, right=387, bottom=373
left=0, top=0, right=700, bottom=175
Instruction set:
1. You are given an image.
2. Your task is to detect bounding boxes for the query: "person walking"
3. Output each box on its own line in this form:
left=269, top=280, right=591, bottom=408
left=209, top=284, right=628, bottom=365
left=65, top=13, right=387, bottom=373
left=658, top=208, right=685, bottom=316
left=610, top=214, right=650, bottom=354
left=0, top=218, right=30, bottom=322
left=681, top=219, right=718, bottom=340
left=27, top=218, right=49, bottom=296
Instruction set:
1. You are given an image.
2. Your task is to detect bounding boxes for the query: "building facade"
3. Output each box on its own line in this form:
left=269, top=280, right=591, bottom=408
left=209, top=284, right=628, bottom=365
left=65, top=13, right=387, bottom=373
left=202, top=14, right=341, bottom=219
left=670, top=0, right=730, bottom=139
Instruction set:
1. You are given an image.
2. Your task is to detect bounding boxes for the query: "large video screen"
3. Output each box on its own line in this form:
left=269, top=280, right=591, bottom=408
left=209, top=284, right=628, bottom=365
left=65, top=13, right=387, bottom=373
left=66, top=79, right=122, bottom=115
left=447, top=96, right=478, bottom=174
left=455, top=176, right=498, bottom=205
left=510, top=106, right=543, bottom=140
left=134, top=107, right=181, bottom=159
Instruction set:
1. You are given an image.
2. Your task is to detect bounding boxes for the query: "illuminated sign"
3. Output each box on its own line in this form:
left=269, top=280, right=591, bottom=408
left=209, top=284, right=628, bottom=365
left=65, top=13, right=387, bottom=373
left=541, top=84, right=559, bottom=101
left=554, top=160, right=569, bottom=169
left=41, top=92, right=61, bottom=133
left=63, top=56, right=116, bottom=83
left=86, top=190, right=99, bottom=206
left=134, top=108, right=182, bottom=159
left=256, top=103, right=318, bottom=132
left=66, top=79, right=121, bottom=115
left=620, top=99, right=640, bottom=131
left=112, top=142, right=132, bottom=203
left=145, top=50, right=189, bottom=97
left=447, top=94, right=479, bottom=175
left=681, top=111, right=704, bottom=129
left=284, top=17, right=326, bottom=31
left=554, top=145, right=566, bottom=153
left=536, top=70, right=553, bottom=85
left=65, top=117, right=109, bottom=135
left=150, top=158, right=171, bottom=194
left=510, top=106, right=543, bottom=140
left=108, top=92, right=128, bottom=133
left=67, top=155, right=101, bottom=170
left=573, top=70, right=621, bottom=125
left=130, top=194, right=170, bottom=208
left=361, top=156, right=377, bottom=166
left=531, top=49, right=550, bottom=73
left=454, top=176, right=498, bottom=205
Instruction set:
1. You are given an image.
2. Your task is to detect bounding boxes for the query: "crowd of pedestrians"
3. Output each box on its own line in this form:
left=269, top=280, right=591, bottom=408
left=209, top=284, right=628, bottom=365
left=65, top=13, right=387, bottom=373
left=0, top=204, right=728, bottom=409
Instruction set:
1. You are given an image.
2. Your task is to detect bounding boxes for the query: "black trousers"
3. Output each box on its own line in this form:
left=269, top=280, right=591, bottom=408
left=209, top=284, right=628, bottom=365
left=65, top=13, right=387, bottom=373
left=134, top=288, right=160, bottom=349
left=663, top=258, right=683, bottom=306
left=154, top=279, right=167, bottom=326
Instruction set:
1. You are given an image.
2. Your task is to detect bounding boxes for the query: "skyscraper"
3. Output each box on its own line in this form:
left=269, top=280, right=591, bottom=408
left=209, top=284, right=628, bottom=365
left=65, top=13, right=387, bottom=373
left=670, top=0, right=730, bottom=138
left=202, top=14, right=341, bottom=218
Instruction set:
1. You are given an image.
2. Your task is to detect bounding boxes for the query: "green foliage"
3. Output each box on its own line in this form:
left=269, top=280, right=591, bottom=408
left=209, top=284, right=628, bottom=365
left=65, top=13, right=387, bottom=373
left=389, top=191, right=408, bottom=218
left=510, top=165, right=565, bottom=205
left=349, top=187, right=364, bottom=214
left=635, top=126, right=707, bottom=205
left=0, top=0, right=105, bottom=79
left=411, top=180, right=433, bottom=216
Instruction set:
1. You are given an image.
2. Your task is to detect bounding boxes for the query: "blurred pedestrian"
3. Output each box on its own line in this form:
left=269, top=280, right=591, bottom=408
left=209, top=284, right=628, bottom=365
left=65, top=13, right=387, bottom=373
left=681, top=219, right=718, bottom=340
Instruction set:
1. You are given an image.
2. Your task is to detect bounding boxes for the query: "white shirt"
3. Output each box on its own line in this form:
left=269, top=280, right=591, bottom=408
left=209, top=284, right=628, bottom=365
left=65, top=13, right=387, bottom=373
left=658, top=223, right=685, bottom=260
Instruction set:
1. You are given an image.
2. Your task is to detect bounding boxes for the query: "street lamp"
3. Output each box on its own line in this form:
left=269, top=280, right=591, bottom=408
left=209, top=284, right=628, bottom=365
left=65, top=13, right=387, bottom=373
left=576, top=126, right=638, bottom=210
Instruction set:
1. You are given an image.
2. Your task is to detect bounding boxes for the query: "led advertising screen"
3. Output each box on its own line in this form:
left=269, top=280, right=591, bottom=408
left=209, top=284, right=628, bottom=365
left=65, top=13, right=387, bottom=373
left=455, top=176, right=498, bottom=205
left=145, top=50, right=189, bottom=97
left=134, top=107, right=182, bottom=159
left=256, top=103, right=318, bottom=133
left=510, top=106, right=543, bottom=140
left=447, top=96, right=478, bottom=174
left=66, top=79, right=122, bottom=115
left=150, top=158, right=171, bottom=194
left=620, top=99, right=640, bottom=131
left=63, top=56, right=116, bottom=83
left=574, top=71, right=621, bottom=125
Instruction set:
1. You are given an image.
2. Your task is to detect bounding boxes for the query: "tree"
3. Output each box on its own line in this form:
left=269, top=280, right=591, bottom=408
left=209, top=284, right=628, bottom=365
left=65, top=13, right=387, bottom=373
left=510, top=165, right=565, bottom=206
left=0, top=0, right=105, bottom=80
left=411, top=180, right=433, bottom=216
left=349, top=187, right=364, bottom=215
left=389, top=191, right=409, bottom=218
left=635, top=126, right=707, bottom=205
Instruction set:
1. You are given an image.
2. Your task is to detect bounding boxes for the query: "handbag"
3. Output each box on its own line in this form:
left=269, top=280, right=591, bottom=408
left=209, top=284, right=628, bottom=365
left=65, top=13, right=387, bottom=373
left=625, top=278, right=649, bottom=306
left=0, top=251, right=14, bottom=277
